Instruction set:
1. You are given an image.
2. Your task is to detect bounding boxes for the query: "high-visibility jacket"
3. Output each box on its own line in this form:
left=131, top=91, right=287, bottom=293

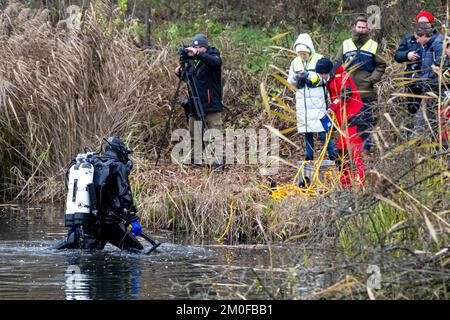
left=291, top=52, right=323, bottom=73
left=287, top=52, right=328, bottom=133
left=342, top=38, right=378, bottom=73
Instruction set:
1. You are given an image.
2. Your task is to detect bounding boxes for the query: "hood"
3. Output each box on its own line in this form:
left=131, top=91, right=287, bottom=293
left=293, top=33, right=315, bottom=53
left=104, top=149, right=120, bottom=161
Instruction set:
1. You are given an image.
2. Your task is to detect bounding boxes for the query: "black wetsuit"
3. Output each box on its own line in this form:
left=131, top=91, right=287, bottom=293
left=55, top=150, right=143, bottom=253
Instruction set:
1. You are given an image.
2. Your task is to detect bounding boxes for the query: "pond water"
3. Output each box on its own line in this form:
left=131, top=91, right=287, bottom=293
left=0, top=205, right=326, bottom=300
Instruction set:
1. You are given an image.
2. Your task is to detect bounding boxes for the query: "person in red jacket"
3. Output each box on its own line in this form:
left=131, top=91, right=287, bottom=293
left=315, top=58, right=368, bottom=189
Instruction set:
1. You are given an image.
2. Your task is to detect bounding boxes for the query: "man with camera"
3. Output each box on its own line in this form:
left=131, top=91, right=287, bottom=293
left=174, top=33, right=224, bottom=170
left=394, top=11, right=434, bottom=134
left=412, top=21, right=443, bottom=136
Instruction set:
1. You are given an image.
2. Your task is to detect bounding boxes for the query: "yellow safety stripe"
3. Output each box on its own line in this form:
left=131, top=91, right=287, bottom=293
left=292, top=53, right=324, bottom=72
left=343, top=38, right=378, bottom=55
left=443, top=69, right=450, bottom=80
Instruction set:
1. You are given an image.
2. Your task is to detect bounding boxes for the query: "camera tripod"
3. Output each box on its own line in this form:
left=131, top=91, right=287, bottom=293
left=155, top=55, right=221, bottom=167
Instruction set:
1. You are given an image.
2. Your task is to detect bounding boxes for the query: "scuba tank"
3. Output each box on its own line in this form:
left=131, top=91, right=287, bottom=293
left=65, top=152, right=97, bottom=227
left=54, top=138, right=162, bottom=253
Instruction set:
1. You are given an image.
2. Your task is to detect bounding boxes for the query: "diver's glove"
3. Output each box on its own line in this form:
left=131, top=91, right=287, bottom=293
left=130, top=220, right=142, bottom=237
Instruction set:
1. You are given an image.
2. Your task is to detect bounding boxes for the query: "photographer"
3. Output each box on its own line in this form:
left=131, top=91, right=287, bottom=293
left=394, top=11, right=434, bottom=134
left=413, top=22, right=443, bottom=136
left=174, top=33, right=224, bottom=170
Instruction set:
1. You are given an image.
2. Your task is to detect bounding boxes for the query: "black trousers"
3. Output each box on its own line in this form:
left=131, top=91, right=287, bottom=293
left=405, top=86, right=422, bottom=115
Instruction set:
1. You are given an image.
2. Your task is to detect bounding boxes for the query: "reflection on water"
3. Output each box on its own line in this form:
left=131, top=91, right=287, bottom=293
left=64, top=254, right=143, bottom=300
left=0, top=205, right=313, bottom=300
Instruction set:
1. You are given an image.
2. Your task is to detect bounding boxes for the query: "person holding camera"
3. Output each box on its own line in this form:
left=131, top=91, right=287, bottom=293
left=413, top=21, right=443, bottom=136
left=174, top=33, right=224, bottom=170
left=287, top=33, right=337, bottom=164
left=394, top=11, right=435, bottom=134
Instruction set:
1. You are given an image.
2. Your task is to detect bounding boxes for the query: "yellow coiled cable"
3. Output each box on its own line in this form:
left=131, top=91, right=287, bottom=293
left=263, top=112, right=342, bottom=200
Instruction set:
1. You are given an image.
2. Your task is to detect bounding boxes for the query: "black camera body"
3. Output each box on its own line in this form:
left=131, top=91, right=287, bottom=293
left=410, top=50, right=423, bottom=72
left=178, top=45, right=190, bottom=63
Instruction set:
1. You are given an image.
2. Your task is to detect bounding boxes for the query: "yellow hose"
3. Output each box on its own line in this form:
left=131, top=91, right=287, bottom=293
left=217, top=200, right=234, bottom=242
left=265, top=113, right=340, bottom=200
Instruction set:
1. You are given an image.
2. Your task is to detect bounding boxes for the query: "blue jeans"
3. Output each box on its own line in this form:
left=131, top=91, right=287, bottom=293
left=304, top=131, right=336, bottom=161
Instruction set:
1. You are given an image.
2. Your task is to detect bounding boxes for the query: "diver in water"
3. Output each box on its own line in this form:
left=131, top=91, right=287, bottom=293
left=54, top=137, right=160, bottom=254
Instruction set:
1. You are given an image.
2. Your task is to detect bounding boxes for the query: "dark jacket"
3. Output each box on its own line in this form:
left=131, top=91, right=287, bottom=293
left=94, top=151, right=138, bottom=223
left=418, top=32, right=443, bottom=93
left=394, top=34, right=423, bottom=78
left=180, top=47, right=223, bottom=115
left=335, top=32, right=386, bottom=100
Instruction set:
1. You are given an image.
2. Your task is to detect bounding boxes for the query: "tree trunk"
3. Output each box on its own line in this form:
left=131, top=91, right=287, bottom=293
left=144, top=2, right=151, bottom=47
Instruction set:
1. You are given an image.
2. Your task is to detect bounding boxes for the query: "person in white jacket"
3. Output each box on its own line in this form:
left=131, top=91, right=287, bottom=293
left=287, top=33, right=336, bottom=161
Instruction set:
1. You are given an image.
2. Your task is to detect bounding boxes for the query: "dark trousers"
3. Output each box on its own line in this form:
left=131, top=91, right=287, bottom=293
left=304, top=131, right=336, bottom=161
left=188, top=112, right=223, bottom=165
left=404, top=85, right=423, bottom=132
left=405, top=86, right=422, bottom=115
left=361, top=99, right=376, bottom=151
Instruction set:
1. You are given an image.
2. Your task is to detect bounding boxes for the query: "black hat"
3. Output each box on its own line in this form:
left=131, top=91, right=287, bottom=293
left=315, top=58, right=334, bottom=74
left=192, top=33, right=208, bottom=48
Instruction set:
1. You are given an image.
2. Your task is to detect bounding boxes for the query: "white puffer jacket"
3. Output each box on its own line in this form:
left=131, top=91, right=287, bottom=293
left=287, top=33, right=327, bottom=133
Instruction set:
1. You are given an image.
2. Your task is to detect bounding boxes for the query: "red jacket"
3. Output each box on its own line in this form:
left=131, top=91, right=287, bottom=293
left=326, top=65, right=364, bottom=126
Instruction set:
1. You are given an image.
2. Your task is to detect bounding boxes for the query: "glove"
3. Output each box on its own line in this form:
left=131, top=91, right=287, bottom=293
left=180, top=97, right=191, bottom=109
left=127, top=160, right=133, bottom=171
left=308, top=72, right=321, bottom=87
left=130, top=220, right=142, bottom=237
left=296, top=71, right=308, bottom=89
left=320, top=114, right=332, bottom=131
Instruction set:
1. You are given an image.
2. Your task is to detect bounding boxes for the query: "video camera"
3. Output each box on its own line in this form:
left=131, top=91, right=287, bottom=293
left=178, top=45, right=190, bottom=63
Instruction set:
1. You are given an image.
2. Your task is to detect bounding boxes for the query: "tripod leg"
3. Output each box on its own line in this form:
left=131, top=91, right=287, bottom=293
left=185, top=72, right=225, bottom=166
left=155, top=76, right=184, bottom=166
